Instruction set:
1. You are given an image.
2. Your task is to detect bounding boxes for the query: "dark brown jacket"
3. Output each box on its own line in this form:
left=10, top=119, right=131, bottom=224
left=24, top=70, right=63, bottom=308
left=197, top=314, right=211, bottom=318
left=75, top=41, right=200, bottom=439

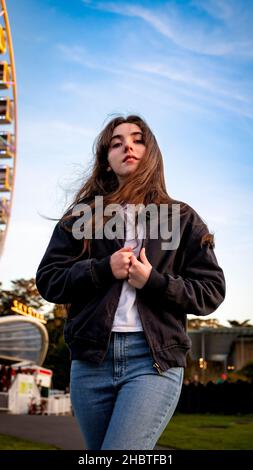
left=36, top=200, right=226, bottom=372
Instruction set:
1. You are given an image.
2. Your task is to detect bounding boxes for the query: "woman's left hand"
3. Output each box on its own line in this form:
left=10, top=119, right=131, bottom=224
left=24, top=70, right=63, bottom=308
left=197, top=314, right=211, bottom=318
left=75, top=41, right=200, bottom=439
left=128, top=248, right=152, bottom=289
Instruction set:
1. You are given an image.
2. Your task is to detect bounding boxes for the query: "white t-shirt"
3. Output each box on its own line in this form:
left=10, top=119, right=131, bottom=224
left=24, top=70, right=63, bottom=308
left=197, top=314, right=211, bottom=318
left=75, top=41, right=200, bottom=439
left=111, top=204, right=144, bottom=332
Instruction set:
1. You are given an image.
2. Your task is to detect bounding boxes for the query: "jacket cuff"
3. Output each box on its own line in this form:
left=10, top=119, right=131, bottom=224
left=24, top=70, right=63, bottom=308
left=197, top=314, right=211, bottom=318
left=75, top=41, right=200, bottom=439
left=91, top=256, right=115, bottom=288
left=141, top=267, right=167, bottom=293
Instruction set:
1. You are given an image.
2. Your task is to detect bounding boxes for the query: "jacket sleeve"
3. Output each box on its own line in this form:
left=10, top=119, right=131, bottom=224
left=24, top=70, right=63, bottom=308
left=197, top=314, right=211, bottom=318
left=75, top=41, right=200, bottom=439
left=36, top=221, right=115, bottom=304
left=140, top=225, right=226, bottom=316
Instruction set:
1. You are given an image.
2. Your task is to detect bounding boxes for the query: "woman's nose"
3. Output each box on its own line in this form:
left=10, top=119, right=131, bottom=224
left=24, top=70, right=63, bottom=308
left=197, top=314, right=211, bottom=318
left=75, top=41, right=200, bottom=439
left=124, top=141, right=133, bottom=151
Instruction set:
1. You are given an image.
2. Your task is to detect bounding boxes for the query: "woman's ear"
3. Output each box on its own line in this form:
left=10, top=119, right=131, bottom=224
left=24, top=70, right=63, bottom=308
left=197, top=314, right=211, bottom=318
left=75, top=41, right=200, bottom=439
left=107, top=166, right=112, bottom=172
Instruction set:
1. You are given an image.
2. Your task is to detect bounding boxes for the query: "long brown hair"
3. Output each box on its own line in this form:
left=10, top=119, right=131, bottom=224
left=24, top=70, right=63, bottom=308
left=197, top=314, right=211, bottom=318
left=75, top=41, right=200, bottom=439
left=60, top=114, right=181, bottom=260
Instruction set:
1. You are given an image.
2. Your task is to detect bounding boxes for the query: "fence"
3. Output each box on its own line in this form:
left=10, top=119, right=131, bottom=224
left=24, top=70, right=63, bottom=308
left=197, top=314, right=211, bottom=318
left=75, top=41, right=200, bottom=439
left=46, top=393, right=71, bottom=415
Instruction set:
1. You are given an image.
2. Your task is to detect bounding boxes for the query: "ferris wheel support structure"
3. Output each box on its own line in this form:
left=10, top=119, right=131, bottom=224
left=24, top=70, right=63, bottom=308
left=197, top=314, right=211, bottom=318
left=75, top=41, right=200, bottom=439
left=0, top=0, right=17, bottom=258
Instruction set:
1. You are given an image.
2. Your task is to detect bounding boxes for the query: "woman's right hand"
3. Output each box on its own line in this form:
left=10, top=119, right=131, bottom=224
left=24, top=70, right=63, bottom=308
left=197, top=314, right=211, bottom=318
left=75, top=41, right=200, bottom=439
left=110, top=247, right=133, bottom=279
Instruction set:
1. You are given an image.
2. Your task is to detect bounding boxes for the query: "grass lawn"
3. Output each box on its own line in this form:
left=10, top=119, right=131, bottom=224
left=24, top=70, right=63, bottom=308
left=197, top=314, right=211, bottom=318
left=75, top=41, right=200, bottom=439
left=158, top=414, right=253, bottom=450
left=0, top=434, right=59, bottom=450
left=1, top=415, right=252, bottom=450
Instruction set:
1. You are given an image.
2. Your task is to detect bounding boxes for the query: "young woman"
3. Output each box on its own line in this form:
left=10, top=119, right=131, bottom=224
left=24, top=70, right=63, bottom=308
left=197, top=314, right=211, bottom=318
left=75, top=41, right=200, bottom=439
left=36, top=114, right=226, bottom=450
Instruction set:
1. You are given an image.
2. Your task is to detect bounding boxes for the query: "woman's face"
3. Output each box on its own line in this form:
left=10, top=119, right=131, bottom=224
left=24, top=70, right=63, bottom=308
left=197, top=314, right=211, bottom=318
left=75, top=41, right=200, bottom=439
left=107, top=123, right=146, bottom=187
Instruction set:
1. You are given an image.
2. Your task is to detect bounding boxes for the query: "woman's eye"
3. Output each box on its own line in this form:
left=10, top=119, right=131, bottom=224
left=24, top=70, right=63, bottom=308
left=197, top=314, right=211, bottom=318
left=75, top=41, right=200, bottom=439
left=112, top=142, right=121, bottom=148
left=111, top=139, right=144, bottom=148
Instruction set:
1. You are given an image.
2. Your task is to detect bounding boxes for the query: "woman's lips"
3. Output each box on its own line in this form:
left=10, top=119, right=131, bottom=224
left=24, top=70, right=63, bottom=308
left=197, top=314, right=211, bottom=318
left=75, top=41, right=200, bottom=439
left=124, top=157, right=138, bottom=163
left=123, top=155, right=138, bottom=163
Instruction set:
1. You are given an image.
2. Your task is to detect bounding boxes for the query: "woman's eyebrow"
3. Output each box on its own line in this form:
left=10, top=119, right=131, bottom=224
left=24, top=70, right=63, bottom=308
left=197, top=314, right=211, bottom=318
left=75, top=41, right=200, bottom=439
left=110, top=131, right=143, bottom=142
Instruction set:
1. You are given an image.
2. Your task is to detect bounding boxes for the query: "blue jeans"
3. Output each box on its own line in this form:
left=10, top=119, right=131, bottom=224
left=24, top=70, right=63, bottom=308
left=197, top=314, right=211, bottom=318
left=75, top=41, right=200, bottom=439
left=70, top=332, right=184, bottom=450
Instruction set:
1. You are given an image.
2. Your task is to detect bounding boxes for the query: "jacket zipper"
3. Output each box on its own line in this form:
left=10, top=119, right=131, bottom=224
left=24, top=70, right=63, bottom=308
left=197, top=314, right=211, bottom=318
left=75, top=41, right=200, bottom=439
left=102, top=329, right=113, bottom=363
left=100, top=285, right=123, bottom=363
left=139, top=312, right=163, bottom=375
left=138, top=219, right=163, bottom=375
left=153, top=362, right=163, bottom=375
left=141, top=319, right=163, bottom=375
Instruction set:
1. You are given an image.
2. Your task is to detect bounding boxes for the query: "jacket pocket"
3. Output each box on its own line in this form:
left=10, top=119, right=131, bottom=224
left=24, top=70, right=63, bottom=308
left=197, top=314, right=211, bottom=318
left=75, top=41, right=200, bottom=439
left=63, top=295, right=102, bottom=344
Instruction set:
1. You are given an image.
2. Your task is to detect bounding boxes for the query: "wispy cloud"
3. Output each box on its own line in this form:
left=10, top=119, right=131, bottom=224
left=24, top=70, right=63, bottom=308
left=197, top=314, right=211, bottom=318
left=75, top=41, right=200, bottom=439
left=133, top=62, right=253, bottom=112
left=192, top=0, right=237, bottom=21
left=86, top=1, right=253, bottom=57
left=78, top=1, right=253, bottom=119
left=58, top=42, right=253, bottom=119
left=57, top=44, right=130, bottom=76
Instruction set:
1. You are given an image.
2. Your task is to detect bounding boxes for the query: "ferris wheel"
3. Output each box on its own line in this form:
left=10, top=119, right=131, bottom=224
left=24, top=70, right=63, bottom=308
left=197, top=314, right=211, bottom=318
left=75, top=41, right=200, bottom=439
left=0, top=0, right=17, bottom=258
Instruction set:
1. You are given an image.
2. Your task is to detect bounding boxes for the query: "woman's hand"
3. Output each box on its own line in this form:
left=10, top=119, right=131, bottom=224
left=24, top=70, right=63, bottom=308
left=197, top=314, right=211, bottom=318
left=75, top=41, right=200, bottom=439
left=128, top=248, right=152, bottom=289
left=110, top=247, right=133, bottom=279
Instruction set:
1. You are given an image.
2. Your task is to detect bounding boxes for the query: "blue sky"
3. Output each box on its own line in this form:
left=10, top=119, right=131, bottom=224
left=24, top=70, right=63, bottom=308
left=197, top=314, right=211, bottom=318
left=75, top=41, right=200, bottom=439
left=1, top=0, right=253, bottom=325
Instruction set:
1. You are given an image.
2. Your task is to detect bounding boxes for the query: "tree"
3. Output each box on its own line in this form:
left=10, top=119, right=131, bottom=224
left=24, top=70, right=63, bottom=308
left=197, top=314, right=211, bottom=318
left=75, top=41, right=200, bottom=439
left=228, top=319, right=253, bottom=327
left=43, top=304, right=70, bottom=390
left=0, top=278, right=45, bottom=316
left=238, top=361, right=253, bottom=381
left=187, top=318, right=224, bottom=329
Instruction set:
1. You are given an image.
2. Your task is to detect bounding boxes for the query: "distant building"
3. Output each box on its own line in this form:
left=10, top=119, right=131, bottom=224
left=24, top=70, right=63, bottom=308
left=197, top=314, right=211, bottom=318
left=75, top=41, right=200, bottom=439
left=228, top=335, right=253, bottom=370
left=189, top=326, right=253, bottom=372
